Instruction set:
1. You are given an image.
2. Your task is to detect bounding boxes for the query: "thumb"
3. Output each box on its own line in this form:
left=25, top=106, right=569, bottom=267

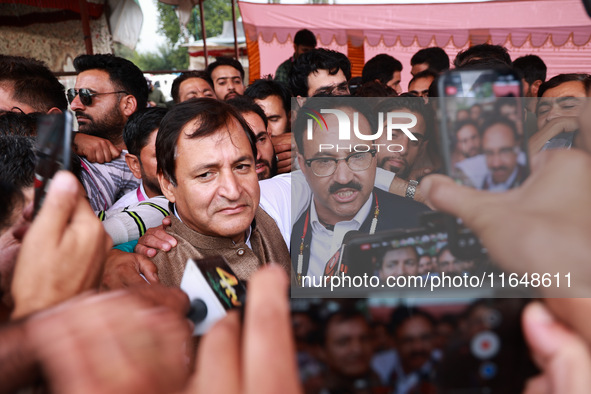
left=33, top=171, right=81, bottom=241
left=420, top=174, right=494, bottom=225
left=522, top=302, right=591, bottom=394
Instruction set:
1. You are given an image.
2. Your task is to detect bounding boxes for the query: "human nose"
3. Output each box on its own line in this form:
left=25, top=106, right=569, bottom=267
left=398, top=137, right=410, bottom=156
left=218, top=170, right=242, bottom=201
left=332, top=158, right=354, bottom=183
left=69, top=92, right=85, bottom=111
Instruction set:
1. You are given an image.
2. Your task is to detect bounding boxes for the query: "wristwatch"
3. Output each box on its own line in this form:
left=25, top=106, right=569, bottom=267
left=405, top=180, right=418, bottom=199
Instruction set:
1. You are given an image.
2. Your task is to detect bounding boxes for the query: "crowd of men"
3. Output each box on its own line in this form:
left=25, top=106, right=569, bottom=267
left=1, top=26, right=591, bottom=393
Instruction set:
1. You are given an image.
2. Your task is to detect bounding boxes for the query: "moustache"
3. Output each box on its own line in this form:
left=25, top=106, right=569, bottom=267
left=75, top=112, right=93, bottom=121
left=329, top=181, right=363, bottom=194
left=491, top=165, right=509, bottom=173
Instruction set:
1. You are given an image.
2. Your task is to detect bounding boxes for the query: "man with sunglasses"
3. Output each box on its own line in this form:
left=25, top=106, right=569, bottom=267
left=69, top=54, right=149, bottom=212
left=291, top=98, right=429, bottom=285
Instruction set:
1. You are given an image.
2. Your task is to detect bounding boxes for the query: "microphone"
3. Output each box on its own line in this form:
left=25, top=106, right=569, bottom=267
left=181, top=256, right=246, bottom=336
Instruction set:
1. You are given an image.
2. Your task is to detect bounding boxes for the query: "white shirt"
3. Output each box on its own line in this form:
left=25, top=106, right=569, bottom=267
left=307, top=193, right=373, bottom=282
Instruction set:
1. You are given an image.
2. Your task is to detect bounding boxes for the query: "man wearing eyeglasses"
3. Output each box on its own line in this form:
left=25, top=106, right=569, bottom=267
left=69, top=54, right=149, bottom=212
left=291, top=98, right=429, bottom=284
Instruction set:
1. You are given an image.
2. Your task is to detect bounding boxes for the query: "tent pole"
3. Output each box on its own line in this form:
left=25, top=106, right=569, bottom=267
left=199, top=0, right=208, bottom=67
left=231, top=0, right=239, bottom=60
left=79, top=0, right=93, bottom=55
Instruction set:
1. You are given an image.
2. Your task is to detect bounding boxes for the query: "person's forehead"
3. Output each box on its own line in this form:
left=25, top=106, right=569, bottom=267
left=241, top=111, right=265, bottom=131
left=211, top=65, right=242, bottom=81
left=483, top=124, right=514, bottom=145
left=385, top=247, right=416, bottom=260
left=410, top=76, right=433, bottom=89
left=177, top=117, right=250, bottom=153
left=458, top=124, right=478, bottom=136
left=180, top=77, right=212, bottom=91
left=140, top=128, right=159, bottom=153
left=411, top=63, right=429, bottom=76
left=255, top=95, right=285, bottom=115
left=542, top=80, right=586, bottom=98
left=303, top=107, right=370, bottom=151
left=75, top=69, right=115, bottom=89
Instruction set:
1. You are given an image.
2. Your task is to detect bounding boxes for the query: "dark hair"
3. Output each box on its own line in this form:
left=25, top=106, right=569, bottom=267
left=362, top=54, right=403, bottom=85
left=537, top=73, right=591, bottom=97
left=512, top=55, right=547, bottom=85
left=353, top=81, right=397, bottom=98
left=0, top=111, right=39, bottom=137
left=376, top=96, right=435, bottom=141
left=481, top=116, right=519, bottom=143
left=294, top=29, right=317, bottom=47
left=0, top=134, right=35, bottom=189
left=227, top=95, right=268, bottom=130
left=408, top=69, right=439, bottom=90
left=74, top=54, right=149, bottom=110
left=170, top=71, right=213, bottom=103
left=207, top=56, right=245, bottom=81
left=0, top=181, right=23, bottom=231
left=388, top=306, right=435, bottom=336
left=289, top=49, right=351, bottom=97
left=0, top=55, right=68, bottom=112
left=123, top=107, right=168, bottom=157
left=453, top=44, right=512, bottom=69
left=293, top=96, right=375, bottom=154
left=244, top=77, right=292, bottom=116
left=156, top=98, right=257, bottom=186
left=453, top=118, right=480, bottom=139
left=410, top=47, right=450, bottom=73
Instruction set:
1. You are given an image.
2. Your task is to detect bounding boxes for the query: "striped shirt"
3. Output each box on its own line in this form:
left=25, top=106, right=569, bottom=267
left=80, top=152, right=140, bottom=212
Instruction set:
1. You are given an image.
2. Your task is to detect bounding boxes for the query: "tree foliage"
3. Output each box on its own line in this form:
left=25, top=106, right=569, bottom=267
left=116, top=0, right=238, bottom=71
left=156, top=0, right=235, bottom=44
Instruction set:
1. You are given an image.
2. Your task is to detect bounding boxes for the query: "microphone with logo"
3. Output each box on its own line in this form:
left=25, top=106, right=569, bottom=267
left=323, top=230, right=362, bottom=279
left=181, top=256, right=247, bottom=335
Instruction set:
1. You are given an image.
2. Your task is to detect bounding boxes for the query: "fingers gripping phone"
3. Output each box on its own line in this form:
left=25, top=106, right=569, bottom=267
left=437, top=68, right=528, bottom=260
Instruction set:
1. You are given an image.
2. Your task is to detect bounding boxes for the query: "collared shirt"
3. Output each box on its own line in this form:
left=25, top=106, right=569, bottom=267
left=81, top=151, right=139, bottom=212
left=307, top=193, right=373, bottom=281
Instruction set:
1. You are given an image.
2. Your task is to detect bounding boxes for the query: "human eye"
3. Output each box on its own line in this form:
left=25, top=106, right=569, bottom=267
left=204, top=91, right=214, bottom=97
left=257, top=134, right=268, bottom=143
left=536, top=104, right=550, bottom=116
left=196, top=171, right=215, bottom=181
left=235, top=162, right=252, bottom=173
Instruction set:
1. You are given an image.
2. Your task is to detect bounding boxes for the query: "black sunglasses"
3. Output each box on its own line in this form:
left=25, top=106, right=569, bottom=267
left=67, top=88, right=128, bottom=106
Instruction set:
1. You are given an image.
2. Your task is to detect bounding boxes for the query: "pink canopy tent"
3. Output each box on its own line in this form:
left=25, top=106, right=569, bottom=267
left=239, top=0, right=591, bottom=88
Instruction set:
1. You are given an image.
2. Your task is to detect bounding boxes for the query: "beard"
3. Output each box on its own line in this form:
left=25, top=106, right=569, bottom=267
left=140, top=165, right=162, bottom=196
left=378, top=155, right=411, bottom=180
left=76, top=104, right=127, bottom=145
left=256, top=154, right=278, bottom=180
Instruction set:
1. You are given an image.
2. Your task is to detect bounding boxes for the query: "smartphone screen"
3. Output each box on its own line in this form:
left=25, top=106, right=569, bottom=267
left=437, top=69, right=527, bottom=258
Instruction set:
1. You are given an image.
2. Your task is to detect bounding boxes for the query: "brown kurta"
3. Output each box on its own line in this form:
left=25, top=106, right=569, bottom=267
left=152, top=208, right=291, bottom=287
